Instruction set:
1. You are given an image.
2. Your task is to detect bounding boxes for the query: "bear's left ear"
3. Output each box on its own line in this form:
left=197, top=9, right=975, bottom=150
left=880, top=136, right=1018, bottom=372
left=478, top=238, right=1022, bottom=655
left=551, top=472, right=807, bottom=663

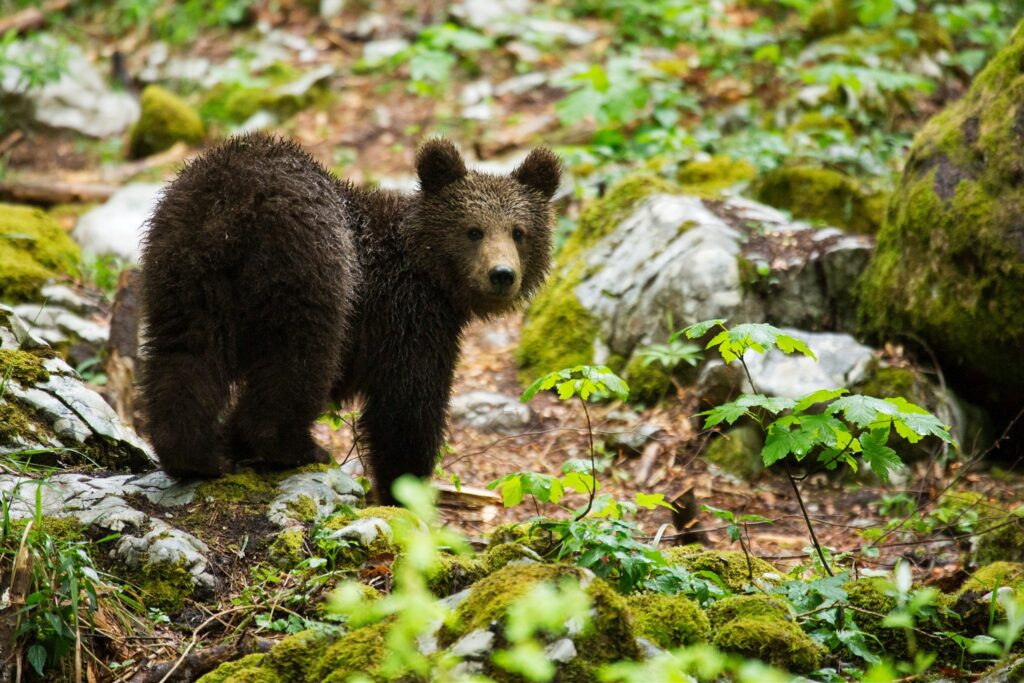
left=512, top=148, right=562, bottom=200
left=417, top=138, right=467, bottom=193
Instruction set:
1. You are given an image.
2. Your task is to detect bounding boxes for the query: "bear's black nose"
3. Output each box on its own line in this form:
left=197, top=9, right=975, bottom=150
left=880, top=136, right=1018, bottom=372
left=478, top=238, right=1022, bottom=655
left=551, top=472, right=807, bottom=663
left=489, top=266, right=516, bottom=292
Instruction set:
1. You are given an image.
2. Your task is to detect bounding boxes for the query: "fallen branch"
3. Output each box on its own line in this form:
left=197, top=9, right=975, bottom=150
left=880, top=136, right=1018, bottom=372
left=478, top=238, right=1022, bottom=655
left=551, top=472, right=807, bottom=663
left=0, top=177, right=118, bottom=205
left=127, top=635, right=274, bottom=683
left=0, top=0, right=71, bottom=36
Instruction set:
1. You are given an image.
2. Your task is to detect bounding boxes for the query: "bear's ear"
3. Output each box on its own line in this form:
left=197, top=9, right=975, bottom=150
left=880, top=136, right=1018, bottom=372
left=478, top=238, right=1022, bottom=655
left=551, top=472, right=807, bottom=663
left=512, top=147, right=562, bottom=200
left=416, top=138, right=467, bottom=193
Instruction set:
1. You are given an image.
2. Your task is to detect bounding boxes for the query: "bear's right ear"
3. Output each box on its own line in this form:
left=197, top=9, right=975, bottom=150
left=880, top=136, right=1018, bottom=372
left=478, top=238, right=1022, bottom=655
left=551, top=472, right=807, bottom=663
left=416, top=138, right=467, bottom=193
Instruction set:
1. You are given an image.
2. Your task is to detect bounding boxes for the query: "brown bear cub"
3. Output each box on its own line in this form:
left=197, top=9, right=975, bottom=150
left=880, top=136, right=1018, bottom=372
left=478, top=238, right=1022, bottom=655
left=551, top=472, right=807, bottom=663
left=139, top=133, right=560, bottom=503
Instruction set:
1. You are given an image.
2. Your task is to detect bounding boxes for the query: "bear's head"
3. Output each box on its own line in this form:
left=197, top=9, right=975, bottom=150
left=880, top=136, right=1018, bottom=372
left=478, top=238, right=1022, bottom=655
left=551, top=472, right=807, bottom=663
left=408, top=138, right=561, bottom=317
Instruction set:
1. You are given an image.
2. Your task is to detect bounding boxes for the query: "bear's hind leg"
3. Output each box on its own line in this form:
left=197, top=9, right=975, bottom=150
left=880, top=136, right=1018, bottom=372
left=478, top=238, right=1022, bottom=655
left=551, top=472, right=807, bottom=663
left=142, top=350, right=235, bottom=478
left=228, top=355, right=334, bottom=470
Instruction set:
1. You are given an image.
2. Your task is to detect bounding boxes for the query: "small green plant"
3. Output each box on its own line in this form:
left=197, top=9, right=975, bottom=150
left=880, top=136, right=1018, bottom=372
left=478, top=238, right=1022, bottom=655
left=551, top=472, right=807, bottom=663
left=1, top=487, right=142, bottom=678
left=682, top=319, right=956, bottom=574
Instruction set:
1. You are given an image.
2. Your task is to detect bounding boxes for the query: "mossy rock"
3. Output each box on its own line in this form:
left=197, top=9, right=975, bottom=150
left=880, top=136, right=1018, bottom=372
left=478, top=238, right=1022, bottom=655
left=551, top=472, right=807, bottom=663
left=195, top=653, right=278, bottom=683
left=712, top=615, right=823, bottom=674
left=482, top=541, right=544, bottom=573
left=664, top=545, right=780, bottom=592
left=517, top=173, right=679, bottom=382
left=626, top=592, right=709, bottom=648
left=705, top=594, right=790, bottom=629
left=804, top=0, right=856, bottom=39
left=972, top=515, right=1024, bottom=565
left=0, top=203, right=81, bottom=302
left=128, top=85, right=205, bottom=159
left=488, top=522, right=559, bottom=557
left=195, top=470, right=278, bottom=504
left=962, top=562, right=1024, bottom=595
left=439, top=563, right=641, bottom=678
left=623, top=353, right=675, bottom=405
left=857, top=20, right=1024, bottom=413
left=677, top=156, right=757, bottom=197
left=752, top=164, right=887, bottom=234
left=786, top=111, right=855, bottom=139
left=426, top=552, right=488, bottom=596
left=816, top=13, right=953, bottom=61
left=704, top=424, right=764, bottom=479
left=268, top=527, right=307, bottom=569
left=138, top=559, right=195, bottom=612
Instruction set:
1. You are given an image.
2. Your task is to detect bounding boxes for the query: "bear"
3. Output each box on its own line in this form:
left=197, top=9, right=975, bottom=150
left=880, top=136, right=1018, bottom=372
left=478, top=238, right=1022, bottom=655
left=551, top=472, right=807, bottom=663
left=139, top=132, right=560, bottom=503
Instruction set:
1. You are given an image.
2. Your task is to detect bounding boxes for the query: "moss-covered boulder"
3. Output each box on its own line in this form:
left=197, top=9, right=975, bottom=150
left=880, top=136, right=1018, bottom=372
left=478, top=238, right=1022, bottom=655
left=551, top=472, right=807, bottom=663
left=858, top=21, right=1024, bottom=413
left=439, top=563, right=642, bottom=679
left=128, top=85, right=204, bottom=159
left=708, top=594, right=823, bottom=673
left=752, top=165, right=887, bottom=234
left=0, top=204, right=81, bottom=302
left=971, top=514, right=1024, bottom=566
left=664, top=545, right=780, bottom=592
left=677, top=156, right=757, bottom=196
left=704, top=424, right=764, bottom=479
left=627, top=592, right=709, bottom=648
left=518, top=172, right=875, bottom=392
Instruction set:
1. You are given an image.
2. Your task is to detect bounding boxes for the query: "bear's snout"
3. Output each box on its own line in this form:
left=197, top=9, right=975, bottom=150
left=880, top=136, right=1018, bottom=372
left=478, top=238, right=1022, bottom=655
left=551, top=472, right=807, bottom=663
left=489, top=265, right=517, bottom=293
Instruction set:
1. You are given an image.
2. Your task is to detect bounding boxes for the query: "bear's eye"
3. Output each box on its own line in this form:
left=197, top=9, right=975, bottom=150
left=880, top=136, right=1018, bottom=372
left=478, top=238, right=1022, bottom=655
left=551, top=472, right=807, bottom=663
left=512, top=228, right=525, bottom=243
left=467, top=228, right=484, bottom=241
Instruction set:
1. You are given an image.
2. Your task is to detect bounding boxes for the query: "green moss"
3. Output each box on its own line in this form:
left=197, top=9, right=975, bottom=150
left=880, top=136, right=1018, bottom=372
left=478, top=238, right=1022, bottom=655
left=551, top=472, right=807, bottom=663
left=440, top=563, right=641, bottom=676
left=804, top=0, right=855, bottom=39
left=195, top=470, right=277, bottom=504
left=704, top=425, right=764, bottom=479
left=518, top=173, right=682, bottom=382
left=752, top=165, right=887, bottom=233
left=816, top=13, right=953, bottom=59
left=787, top=112, right=855, bottom=138
left=972, top=515, right=1024, bottom=566
left=516, top=263, right=599, bottom=383
left=0, top=398, right=41, bottom=446
left=128, top=85, right=205, bottom=159
left=857, top=21, right=1024, bottom=406
left=138, top=559, right=194, bottom=611
left=285, top=495, right=319, bottom=523
left=677, top=156, right=757, bottom=196
left=713, top=616, right=823, bottom=674
left=844, top=577, right=910, bottom=658
left=706, top=594, right=789, bottom=629
left=196, top=654, right=277, bottom=683
left=200, top=66, right=331, bottom=126
left=627, top=593, right=710, bottom=648
left=488, top=522, right=558, bottom=556
left=962, top=562, right=1024, bottom=595
left=310, top=621, right=390, bottom=682
left=567, top=174, right=680, bottom=261
left=0, top=203, right=82, bottom=302
left=482, top=541, right=543, bottom=573
left=623, top=354, right=674, bottom=405
left=268, top=528, right=306, bottom=569
left=263, top=630, right=332, bottom=681
left=664, top=546, right=779, bottom=592
left=0, top=349, right=49, bottom=385
left=426, top=553, right=488, bottom=596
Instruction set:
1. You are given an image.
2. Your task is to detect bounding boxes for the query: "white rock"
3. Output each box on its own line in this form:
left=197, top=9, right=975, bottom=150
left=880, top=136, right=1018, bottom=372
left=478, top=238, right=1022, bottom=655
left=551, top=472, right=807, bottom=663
left=74, top=183, right=163, bottom=263
left=328, top=517, right=392, bottom=547
left=742, top=330, right=874, bottom=398
left=545, top=638, right=577, bottom=662
left=450, top=391, right=531, bottom=433
left=363, top=38, right=410, bottom=64
left=451, top=629, right=494, bottom=658
left=1, top=40, right=139, bottom=137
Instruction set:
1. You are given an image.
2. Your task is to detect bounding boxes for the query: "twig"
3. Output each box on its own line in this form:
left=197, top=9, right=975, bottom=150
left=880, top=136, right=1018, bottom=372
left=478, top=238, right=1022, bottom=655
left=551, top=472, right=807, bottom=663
left=154, top=606, right=252, bottom=683
left=572, top=398, right=598, bottom=522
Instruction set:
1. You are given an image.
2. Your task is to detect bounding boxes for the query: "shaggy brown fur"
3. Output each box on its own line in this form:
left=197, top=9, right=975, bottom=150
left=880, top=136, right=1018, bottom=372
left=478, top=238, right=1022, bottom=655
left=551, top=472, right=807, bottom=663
left=139, top=133, right=560, bottom=502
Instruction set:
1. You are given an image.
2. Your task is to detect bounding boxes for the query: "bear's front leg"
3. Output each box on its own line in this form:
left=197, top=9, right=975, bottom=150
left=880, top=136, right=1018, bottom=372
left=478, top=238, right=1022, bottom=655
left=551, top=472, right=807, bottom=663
left=358, top=332, right=459, bottom=505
